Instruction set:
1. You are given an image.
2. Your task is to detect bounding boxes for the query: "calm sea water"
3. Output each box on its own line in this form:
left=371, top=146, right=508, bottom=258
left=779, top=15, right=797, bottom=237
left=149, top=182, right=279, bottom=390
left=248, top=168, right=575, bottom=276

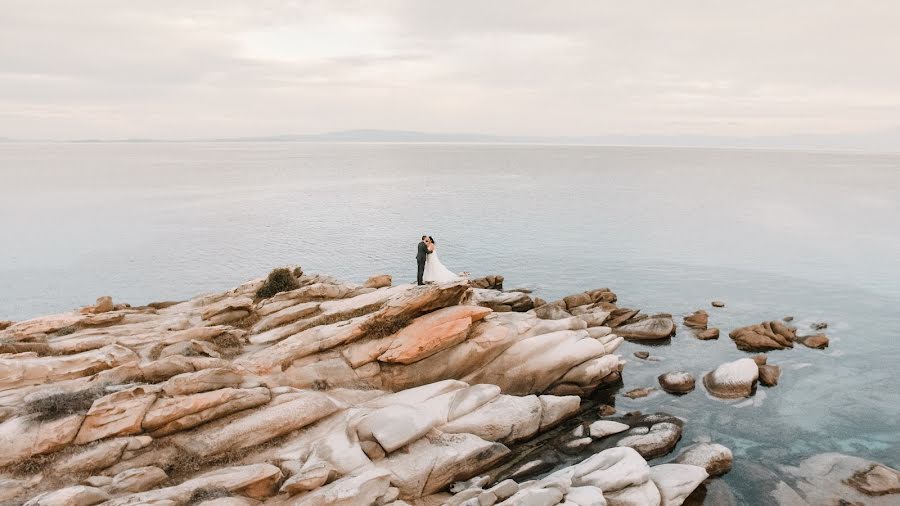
left=1, top=142, right=898, bottom=501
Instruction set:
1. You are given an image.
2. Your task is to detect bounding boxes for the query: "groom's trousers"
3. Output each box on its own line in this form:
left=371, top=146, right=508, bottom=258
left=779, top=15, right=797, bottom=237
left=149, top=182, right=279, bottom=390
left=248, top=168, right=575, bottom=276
left=417, top=260, right=425, bottom=285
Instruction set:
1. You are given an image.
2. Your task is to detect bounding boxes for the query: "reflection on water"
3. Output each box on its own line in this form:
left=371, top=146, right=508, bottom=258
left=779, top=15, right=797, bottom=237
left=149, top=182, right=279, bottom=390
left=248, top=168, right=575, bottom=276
left=1, top=142, right=898, bottom=501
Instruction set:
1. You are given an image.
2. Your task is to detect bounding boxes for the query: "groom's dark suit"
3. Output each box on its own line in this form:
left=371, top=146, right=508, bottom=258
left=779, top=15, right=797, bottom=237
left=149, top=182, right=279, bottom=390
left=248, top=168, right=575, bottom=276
left=416, top=241, right=429, bottom=285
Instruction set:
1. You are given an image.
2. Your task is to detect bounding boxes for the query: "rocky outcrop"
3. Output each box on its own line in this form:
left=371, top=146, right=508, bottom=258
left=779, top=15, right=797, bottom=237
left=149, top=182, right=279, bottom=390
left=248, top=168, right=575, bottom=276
left=0, top=270, right=628, bottom=505
left=441, top=445, right=706, bottom=506
left=703, top=358, right=759, bottom=398
left=729, top=321, right=796, bottom=351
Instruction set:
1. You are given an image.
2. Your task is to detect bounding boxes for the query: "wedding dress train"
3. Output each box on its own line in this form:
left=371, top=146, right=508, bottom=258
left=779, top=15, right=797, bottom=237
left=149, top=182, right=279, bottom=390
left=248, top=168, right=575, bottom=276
left=423, top=252, right=462, bottom=283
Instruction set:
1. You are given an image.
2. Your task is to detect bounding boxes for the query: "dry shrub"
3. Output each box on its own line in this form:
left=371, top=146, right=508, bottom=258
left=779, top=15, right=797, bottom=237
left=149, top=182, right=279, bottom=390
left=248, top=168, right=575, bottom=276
left=24, top=386, right=106, bottom=421
left=359, top=315, right=411, bottom=340
left=186, top=487, right=231, bottom=504
left=256, top=268, right=299, bottom=299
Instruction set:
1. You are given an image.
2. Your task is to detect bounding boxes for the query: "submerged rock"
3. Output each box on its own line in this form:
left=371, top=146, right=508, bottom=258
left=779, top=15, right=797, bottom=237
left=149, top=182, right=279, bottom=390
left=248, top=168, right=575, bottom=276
left=776, top=453, right=899, bottom=505
left=675, top=443, right=733, bottom=476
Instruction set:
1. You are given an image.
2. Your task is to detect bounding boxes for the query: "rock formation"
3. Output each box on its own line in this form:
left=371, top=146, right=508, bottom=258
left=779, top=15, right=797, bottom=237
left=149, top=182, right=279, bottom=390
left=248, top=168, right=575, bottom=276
left=0, top=270, right=630, bottom=504
left=703, top=358, right=759, bottom=399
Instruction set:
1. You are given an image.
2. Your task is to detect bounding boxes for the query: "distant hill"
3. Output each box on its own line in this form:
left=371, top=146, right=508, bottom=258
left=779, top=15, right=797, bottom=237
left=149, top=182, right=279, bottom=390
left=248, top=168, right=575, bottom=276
left=4, top=128, right=899, bottom=153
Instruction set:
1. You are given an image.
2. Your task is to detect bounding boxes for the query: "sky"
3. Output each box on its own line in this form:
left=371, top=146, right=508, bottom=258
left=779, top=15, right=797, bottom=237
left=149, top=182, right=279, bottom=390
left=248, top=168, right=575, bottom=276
left=2, top=1, right=900, bottom=141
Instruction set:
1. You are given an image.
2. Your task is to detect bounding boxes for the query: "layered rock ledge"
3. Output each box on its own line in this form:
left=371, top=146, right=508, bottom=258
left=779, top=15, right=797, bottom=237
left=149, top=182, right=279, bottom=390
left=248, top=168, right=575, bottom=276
left=0, top=270, right=636, bottom=505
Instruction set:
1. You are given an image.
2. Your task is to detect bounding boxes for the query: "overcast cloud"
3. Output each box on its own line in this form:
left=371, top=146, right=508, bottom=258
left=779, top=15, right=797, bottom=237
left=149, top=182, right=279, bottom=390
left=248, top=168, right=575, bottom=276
left=2, top=0, right=899, bottom=140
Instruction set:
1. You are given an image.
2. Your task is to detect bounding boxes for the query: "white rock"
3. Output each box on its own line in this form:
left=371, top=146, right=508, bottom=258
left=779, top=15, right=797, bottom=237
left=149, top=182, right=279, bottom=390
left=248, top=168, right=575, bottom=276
left=589, top=420, right=629, bottom=439
left=702, top=358, right=759, bottom=398
left=649, top=464, right=708, bottom=506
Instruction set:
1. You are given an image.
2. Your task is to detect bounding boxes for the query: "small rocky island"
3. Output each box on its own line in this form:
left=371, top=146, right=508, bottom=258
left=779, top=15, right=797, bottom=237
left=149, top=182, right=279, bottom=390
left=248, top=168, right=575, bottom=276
left=0, top=268, right=896, bottom=505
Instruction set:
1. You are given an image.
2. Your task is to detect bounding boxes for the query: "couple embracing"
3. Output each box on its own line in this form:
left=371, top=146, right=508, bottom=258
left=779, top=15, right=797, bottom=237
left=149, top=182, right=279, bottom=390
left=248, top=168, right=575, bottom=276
left=416, top=235, right=464, bottom=285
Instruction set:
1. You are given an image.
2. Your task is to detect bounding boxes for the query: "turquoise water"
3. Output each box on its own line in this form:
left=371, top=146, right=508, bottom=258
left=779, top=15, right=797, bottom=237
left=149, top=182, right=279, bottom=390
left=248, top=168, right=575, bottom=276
left=1, top=142, right=898, bottom=500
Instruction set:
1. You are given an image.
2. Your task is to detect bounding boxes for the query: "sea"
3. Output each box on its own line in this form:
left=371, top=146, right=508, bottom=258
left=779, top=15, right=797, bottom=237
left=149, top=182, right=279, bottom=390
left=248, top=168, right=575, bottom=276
left=1, top=142, right=898, bottom=502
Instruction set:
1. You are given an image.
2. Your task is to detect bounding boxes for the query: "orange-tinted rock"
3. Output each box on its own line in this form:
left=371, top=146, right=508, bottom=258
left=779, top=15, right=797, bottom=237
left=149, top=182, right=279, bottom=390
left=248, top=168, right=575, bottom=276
left=696, top=328, right=719, bottom=340
left=683, top=310, right=708, bottom=330
left=728, top=321, right=795, bottom=351
left=758, top=364, right=781, bottom=386
left=377, top=306, right=492, bottom=365
left=801, top=334, right=829, bottom=349
left=364, top=275, right=392, bottom=289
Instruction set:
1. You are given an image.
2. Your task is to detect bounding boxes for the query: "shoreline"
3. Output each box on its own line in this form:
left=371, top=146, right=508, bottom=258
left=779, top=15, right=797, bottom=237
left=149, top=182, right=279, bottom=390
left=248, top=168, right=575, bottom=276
left=0, top=268, right=896, bottom=505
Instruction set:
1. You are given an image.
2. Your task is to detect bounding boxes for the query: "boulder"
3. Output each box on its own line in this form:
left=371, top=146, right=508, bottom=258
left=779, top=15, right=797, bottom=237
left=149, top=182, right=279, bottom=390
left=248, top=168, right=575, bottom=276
left=615, top=316, right=675, bottom=341
left=683, top=310, right=708, bottom=330
left=728, top=321, right=795, bottom=351
left=758, top=364, right=781, bottom=386
left=588, top=420, right=629, bottom=439
left=695, top=328, right=719, bottom=340
left=658, top=372, right=695, bottom=394
left=469, top=275, right=504, bottom=290
left=649, top=464, right=708, bottom=506
left=533, top=304, right=573, bottom=320
left=675, top=443, right=733, bottom=476
left=634, top=351, right=649, bottom=359
left=94, top=296, right=114, bottom=314
left=616, top=422, right=682, bottom=459
left=624, top=387, right=654, bottom=399
left=703, top=358, right=759, bottom=399
left=711, top=301, right=725, bottom=308
left=364, top=274, right=392, bottom=289
left=800, top=334, right=829, bottom=349
left=466, top=289, right=534, bottom=312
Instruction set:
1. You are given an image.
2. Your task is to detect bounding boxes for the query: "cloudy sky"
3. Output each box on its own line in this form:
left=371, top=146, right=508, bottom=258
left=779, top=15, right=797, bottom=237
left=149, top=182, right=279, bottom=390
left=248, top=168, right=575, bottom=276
left=2, top=1, right=899, bottom=140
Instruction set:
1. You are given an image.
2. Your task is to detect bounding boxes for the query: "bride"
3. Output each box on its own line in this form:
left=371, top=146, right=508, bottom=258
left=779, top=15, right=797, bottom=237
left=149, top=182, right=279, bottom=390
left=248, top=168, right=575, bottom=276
left=422, top=236, right=464, bottom=283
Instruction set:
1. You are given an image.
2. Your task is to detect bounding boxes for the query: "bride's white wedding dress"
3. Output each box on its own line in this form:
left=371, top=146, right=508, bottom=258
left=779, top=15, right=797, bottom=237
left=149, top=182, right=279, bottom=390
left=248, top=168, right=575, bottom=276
left=423, top=249, right=462, bottom=283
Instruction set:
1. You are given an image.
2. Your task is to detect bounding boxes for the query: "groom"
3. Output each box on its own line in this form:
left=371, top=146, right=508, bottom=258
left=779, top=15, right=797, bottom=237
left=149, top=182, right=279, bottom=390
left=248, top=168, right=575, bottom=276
left=416, top=235, right=429, bottom=285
